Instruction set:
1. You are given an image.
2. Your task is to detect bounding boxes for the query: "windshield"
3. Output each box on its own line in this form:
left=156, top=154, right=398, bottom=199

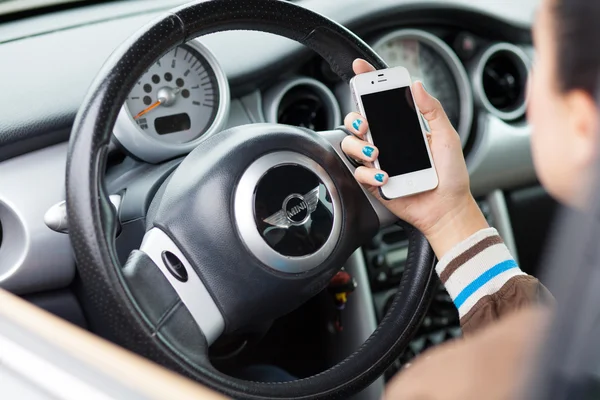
left=0, top=0, right=92, bottom=16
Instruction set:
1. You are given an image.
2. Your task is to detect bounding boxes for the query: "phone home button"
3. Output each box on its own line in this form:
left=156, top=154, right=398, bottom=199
left=406, top=179, right=414, bottom=187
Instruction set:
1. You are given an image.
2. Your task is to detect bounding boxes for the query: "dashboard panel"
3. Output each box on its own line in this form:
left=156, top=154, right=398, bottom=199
left=0, top=0, right=537, bottom=298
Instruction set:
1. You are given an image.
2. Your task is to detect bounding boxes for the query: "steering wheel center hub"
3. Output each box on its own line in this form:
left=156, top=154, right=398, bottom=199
left=235, top=151, right=342, bottom=272
left=254, top=164, right=334, bottom=258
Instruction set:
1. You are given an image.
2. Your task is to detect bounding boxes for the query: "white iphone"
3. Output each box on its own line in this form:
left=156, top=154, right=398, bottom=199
left=350, top=66, right=438, bottom=199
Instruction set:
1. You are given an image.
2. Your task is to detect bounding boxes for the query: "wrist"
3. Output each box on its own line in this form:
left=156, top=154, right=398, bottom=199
left=424, top=196, right=489, bottom=259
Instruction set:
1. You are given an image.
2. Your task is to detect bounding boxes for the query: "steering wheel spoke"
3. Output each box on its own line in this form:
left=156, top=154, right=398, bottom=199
left=138, top=227, right=225, bottom=345
left=120, top=248, right=211, bottom=367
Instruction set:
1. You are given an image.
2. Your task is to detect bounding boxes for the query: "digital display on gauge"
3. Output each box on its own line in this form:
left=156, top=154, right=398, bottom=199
left=154, top=113, right=191, bottom=135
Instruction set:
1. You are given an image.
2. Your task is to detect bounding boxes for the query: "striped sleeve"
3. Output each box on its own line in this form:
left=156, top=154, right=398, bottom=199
left=435, top=227, right=549, bottom=334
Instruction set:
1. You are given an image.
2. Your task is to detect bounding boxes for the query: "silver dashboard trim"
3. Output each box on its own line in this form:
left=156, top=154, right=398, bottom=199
left=467, top=113, right=536, bottom=197
left=262, top=76, right=342, bottom=131
left=0, top=143, right=75, bottom=294
left=486, top=190, right=519, bottom=263
left=234, top=151, right=342, bottom=274
left=328, top=248, right=385, bottom=400
left=113, top=39, right=230, bottom=164
left=0, top=198, right=29, bottom=285
left=372, top=29, right=474, bottom=148
left=472, top=42, right=531, bottom=121
left=140, top=228, right=224, bottom=345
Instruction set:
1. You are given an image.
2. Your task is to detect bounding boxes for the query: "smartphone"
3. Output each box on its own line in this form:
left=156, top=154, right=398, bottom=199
left=350, top=66, right=438, bottom=199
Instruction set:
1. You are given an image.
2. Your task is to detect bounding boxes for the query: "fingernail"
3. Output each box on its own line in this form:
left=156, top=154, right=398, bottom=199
left=362, top=146, right=375, bottom=158
left=352, top=119, right=363, bottom=131
left=420, top=81, right=428, bottom=93
left=374, top=173, right=385, bottom=183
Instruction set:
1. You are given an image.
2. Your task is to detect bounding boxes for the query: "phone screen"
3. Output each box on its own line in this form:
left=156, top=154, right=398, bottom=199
left=361, top=86, right=431, bottom=176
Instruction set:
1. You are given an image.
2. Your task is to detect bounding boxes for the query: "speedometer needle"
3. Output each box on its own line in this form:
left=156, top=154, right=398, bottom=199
left=134, top=99, right=162, bottom=120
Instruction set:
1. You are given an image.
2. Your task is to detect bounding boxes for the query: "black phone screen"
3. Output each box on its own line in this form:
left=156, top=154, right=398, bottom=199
left=361, top=86, right=431, bottom=176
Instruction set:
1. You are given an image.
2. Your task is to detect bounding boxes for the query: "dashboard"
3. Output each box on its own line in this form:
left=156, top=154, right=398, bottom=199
left=84, top=6, right=532, bottom=167
left=0, top=0, right=541, bottom=374
left=0, top=0, right=537, bottom=298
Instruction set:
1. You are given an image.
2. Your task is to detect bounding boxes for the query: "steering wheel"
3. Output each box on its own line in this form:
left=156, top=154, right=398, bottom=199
left=66, top=0, right=437, bottom=398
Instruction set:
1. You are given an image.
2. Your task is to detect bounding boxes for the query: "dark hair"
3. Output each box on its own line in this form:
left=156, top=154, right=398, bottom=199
left=554, top=0, right=600, bottom=95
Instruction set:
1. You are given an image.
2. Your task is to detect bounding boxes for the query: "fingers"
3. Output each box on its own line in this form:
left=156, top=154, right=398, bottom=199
left=412, top=81, right=454, bottom=133
left=345, top=59, right=374, bottom=136
left=355, top=166, right=388, bottom=186
left=352, top=59, right=376, bottom=75
left=344, top=112, right=368, bottom=136
left=346, top=59, right=394, bottom=188
left=341, top=135, right=378, bottom=162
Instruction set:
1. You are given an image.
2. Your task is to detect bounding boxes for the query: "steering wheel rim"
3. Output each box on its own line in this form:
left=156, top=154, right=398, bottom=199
left=66, top=0, right=437, bottom=399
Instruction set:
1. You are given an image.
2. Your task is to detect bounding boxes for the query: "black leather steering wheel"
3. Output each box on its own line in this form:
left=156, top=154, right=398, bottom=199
left=66, top=0, right=437, bottom=398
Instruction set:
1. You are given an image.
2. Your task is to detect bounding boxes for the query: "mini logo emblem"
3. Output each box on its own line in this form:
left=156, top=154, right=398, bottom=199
left=263, top=187, right=320, bottom=228
left=284, top=195, right=309, bottom=223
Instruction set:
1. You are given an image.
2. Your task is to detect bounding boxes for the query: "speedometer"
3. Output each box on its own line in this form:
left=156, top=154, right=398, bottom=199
left=373, top=30, right=473, bottom=146
left=126, top=44, right=218, bottom=142
left=113, top=40, right=229, bottom=163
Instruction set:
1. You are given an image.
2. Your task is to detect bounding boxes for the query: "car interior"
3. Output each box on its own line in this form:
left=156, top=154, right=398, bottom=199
left=0, top=0, right=558, bottom=398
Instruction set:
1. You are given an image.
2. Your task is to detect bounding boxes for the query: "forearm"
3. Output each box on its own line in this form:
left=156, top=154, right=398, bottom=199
left=424, top=202, right=551, bottom=334
left=424, top=195, right=490, bottom=260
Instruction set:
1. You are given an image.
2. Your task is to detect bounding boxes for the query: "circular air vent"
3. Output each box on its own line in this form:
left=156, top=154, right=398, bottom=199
left=263, top=77, right=341, bottom=131
left=474, top=43, right=530, bottom=121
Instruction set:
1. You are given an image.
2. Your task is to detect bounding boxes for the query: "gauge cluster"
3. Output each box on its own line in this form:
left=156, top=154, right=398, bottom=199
left=113, top=40, right=229, bottom=163
left=111, top=28, right=529, bottom=164
left=125, top=44, right=219, bottom=142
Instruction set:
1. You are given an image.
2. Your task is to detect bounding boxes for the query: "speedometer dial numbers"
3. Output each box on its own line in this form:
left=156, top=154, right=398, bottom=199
left=375, top=38, right=460, bottom=128
left=125, top=44, right=219, bottom=144
left=373, top=30, right=473, bottom=147
left=113, top=40, right=229, bottom=163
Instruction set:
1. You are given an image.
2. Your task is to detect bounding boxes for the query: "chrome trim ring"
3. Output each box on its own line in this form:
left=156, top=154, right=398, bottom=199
left=0, top=198, right=28, bottom=283
left=113, top=39, right=230, bottom=164
left=372, top=29, right=474, bottom=148
left=140, top=228, right=225, bottom=345
left=473, top=42, right=531, bottom=121
left=262, top=77, right=342, bottom=131
left=234, top=151, right=342, bottom=274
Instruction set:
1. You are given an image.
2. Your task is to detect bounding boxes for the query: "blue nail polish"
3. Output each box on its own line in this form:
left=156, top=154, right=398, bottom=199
left=362, top=146, right=374, bottom=157
left=352, top=119, right=362, bottom=131
left=374, top=173, right=384, bottom=183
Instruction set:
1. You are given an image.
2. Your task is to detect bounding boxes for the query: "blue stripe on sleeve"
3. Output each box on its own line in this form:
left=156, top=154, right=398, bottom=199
left=453, top=260, right=519, bottom=309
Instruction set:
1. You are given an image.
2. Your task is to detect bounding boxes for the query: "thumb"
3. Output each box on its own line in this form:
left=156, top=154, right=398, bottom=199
left=412, top=81, right=454, bottom=132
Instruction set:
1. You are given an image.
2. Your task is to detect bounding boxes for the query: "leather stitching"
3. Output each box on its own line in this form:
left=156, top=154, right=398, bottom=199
left=152, top=299, right=182, bottom=336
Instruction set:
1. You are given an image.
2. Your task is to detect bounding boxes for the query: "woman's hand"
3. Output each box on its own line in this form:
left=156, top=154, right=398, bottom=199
left=342, top=59, right=488, bottom=258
